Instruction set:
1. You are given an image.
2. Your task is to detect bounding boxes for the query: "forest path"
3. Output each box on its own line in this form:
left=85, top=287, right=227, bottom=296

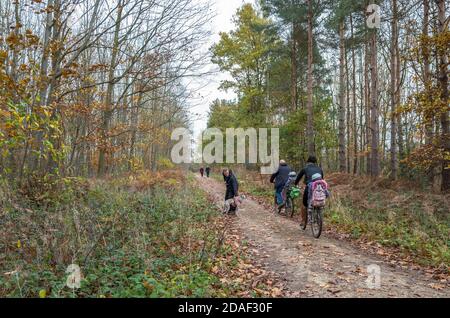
left=195, top=175, right=450, bottom=298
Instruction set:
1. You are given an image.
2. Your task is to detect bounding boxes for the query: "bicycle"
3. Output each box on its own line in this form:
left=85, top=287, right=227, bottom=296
left=277, top=186, right=300, bottom=217
left=301, top=203, right=324, bottom=238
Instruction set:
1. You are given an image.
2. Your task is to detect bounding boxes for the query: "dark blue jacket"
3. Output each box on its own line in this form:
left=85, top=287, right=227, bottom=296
left=295, top=163, right=324, bottom=185
left=270, top=163, right=291, bottom=188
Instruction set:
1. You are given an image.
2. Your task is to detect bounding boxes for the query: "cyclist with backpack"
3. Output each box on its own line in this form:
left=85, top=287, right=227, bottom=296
left=295, top=156, right=324, bottom=227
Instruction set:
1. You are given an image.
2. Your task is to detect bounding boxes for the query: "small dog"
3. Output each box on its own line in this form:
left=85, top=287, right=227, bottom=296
left=223, top=195, right=246, bottom=214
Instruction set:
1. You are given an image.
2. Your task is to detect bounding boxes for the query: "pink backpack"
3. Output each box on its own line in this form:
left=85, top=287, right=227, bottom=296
left=310, top=180, right=328, bottom=207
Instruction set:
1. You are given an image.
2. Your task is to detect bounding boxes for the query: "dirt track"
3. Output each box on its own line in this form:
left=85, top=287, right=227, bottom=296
left=196, top=175, right=450, bottom=298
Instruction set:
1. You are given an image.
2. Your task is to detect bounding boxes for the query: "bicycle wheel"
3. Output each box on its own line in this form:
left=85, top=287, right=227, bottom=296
left=301, top=206, right=308, bottom=230
left=311, top=207, right=323, bottom=238
left=285, top=197, right=295, bottom=218
left=284, top=197, right=291, bottom=216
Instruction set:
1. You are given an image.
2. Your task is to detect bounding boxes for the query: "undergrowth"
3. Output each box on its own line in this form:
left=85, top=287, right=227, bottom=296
left=0, top=170, right=275, bottom=297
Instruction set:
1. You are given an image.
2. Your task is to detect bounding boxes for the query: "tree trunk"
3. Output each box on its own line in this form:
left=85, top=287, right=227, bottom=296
left=390, top=0, right=399, bottom=179
left=291, top=22, right=298, bottom=111
left=9, top=0, right=21, bottom=181
left=45, top=0, right=63, bottom=174
left=350, top=14, right=358, bottom=175
left=359, top=46, right=365, bottom=175
left=338, top=21, right=346, bottom=172
left=346, top=46, right=351, bottom=173
left=98, top=1, right=124, bottom=176
left=128, top=89, right=142, bottom=171
left=365, top=40, right=371, bottom=175
left=423, top=0, right=433, bottom=145
left=370, top=29, right=380, bottom=176
left=306, top=0, right=315, bottom=156
left=421, top=0, right=440, bottom=186
left=435, top=0, right=449, bottom=191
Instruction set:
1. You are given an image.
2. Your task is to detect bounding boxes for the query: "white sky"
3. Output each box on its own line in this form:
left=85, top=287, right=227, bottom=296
left=189, top=0, right=256, bottom=141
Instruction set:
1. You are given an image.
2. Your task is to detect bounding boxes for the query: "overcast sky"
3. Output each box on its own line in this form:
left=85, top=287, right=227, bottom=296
left=189, top=0, right=256, bottom=141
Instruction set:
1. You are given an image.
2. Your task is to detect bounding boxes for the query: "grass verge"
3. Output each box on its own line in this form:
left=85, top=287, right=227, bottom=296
left=0, top=171, right=283, bottom=297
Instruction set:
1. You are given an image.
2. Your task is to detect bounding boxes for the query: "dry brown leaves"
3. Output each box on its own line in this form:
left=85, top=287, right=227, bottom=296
left=126, top=169, right=186, bottom=192
left=206, top=210, right=288, bottom=298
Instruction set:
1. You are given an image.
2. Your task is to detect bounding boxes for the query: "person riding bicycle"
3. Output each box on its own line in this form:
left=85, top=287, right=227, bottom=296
left=294, top=156, right=324, bottom=227
left=270, top=160, right=292, bottom=209
left=280, top=171, right=300, bottom=214
left=283, top=171, right=297, bottom=199
left=285, top=171, right=297, bottom=189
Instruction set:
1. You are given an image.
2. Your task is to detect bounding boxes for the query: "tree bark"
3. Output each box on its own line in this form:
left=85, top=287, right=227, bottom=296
left=365, top=40, right=371, bottom=175
left=423, top=0, right=433, bottom=145
left=346, top=45, right=351, bottom=173
left=370, top=29, right=380, bottom=176
left=98, top=1, right=124, bottom=176
left=350, top=14, right=358, bottom=175
left=390, top=0, right=399, bottom=179
left=338, top=21, right=346, bottom=172
left=435, top=0, right=449, bottom=191
left=306, top=0, right=315, bottom=156
left=9, top=0, right=21, bottom=180
left=291, top=22, right=298, bottom=111
left=359, top=45, right=365, bottom=175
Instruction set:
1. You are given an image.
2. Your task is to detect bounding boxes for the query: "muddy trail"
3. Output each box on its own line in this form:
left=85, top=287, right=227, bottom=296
left=196, top=175, right=450, bottom=298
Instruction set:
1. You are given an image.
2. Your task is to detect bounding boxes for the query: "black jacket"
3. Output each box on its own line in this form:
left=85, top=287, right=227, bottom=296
left=270, top=163, right=291, bottom=188
left=295, top=163, right=324, bottom=185
left=223, top=172, right=239, bottom=200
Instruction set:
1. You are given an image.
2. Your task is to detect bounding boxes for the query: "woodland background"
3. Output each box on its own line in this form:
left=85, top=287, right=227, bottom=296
left=207, top=0, right=449, bottom=192
left=0, top=0, right=448, bottom=298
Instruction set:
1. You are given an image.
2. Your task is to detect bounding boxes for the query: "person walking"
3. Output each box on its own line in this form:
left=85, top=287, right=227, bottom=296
left=222, top=168, right=239, bottom=214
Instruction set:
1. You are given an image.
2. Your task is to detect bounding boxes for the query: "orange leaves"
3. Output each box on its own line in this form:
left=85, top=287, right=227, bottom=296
left=402, top=142, right=447, bottom=172
left=48, top=40, right=63, bottom=56
left=19, top=64, right=28, bottom=72
left=88, top=64, right=108, bottom=73
left=0, top=108, right=9, bottom=119
left=127, top=170, right=186, bottom=192
left=62, top=102, right=93, bottom=117
left=5, top=29, right=40, bottom=51
left=6, top=32, right=21, bottom=48
left=60, top=67, right=78, bottom=79
left=25, top=29, right=39, bottom=47
left=58, top=62, right=81, bottom=79
left=0, top=50, right=7, bottom=64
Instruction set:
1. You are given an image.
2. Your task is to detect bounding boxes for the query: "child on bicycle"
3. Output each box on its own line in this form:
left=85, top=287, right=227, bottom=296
left=282, top=171, right=297, bottom=201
